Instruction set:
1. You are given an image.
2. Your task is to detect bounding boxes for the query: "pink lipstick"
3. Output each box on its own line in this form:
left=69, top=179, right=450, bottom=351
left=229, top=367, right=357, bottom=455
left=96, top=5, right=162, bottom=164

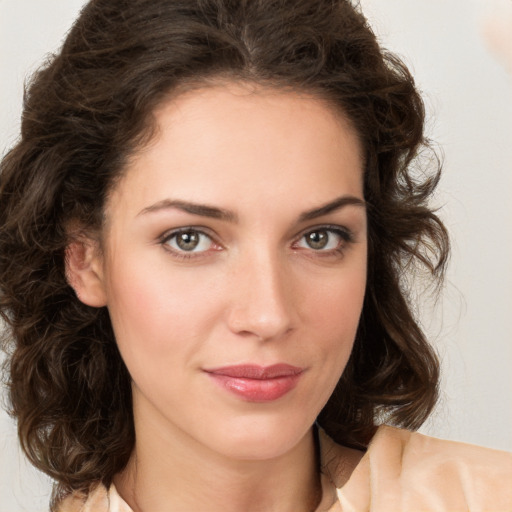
left=204, top=364, right=303, bottom=402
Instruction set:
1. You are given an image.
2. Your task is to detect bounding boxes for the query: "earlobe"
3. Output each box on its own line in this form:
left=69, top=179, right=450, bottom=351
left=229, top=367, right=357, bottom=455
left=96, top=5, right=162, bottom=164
left=65, top=239, right=107, bottom=307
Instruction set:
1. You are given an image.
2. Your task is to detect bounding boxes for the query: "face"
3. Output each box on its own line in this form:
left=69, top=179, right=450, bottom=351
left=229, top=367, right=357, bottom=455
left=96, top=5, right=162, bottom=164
left=90, top=83, right=367, bottom=461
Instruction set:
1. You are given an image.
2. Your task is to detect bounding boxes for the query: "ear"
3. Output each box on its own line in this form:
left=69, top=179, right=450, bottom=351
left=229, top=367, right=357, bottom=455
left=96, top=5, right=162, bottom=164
left=65, top=238, right=107, bottom=307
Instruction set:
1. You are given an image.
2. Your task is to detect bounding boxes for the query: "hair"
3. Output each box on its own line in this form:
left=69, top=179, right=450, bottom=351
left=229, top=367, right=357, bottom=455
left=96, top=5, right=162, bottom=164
left=0, top=0, right=449, bottom=505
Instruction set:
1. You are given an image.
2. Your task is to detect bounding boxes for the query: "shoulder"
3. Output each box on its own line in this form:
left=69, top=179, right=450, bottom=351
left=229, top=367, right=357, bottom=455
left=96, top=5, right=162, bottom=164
left=370, top=425, right=512, bottom=487
left=55, top=483, right=133, bottom=512
left=321, top=425, right=512, bottom=511
left=370, top=426, right=512, bottom=490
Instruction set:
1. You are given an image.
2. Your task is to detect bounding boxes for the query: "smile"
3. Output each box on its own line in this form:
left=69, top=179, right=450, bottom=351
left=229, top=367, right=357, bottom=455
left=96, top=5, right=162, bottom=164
left=204, top=364, right=304, bottom=402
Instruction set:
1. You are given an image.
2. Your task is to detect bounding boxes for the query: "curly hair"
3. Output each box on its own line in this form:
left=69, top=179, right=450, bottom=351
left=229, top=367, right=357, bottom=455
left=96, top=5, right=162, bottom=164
left=0, top=0, right=449, bottom=504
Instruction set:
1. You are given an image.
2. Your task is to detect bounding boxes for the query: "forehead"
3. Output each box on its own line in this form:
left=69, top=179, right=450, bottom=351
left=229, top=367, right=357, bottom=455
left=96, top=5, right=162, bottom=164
left=109, top=82, right=364, bottom=219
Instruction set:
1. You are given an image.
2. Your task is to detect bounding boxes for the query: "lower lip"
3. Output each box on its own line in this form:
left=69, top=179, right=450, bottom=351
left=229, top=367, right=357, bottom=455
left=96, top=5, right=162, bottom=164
left=206, top=373, right=302, bottom=402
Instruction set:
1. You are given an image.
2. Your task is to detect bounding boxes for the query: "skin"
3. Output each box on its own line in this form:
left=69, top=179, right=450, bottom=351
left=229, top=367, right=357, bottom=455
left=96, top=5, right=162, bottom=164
left=68, top=82, right=367, bottom=512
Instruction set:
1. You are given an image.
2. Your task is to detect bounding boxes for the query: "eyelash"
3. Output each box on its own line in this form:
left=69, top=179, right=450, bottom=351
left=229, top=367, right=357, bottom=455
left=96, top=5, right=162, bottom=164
left=292, top=225, right=354, bottom=257
left=158, top=225, right=354, bottom=261
left=159, top=227, right=221, bottom=261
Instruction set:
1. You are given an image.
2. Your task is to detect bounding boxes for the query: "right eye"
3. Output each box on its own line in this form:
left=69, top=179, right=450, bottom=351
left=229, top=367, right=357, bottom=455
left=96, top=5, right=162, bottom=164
left=162, top=229, right=215, bottom=254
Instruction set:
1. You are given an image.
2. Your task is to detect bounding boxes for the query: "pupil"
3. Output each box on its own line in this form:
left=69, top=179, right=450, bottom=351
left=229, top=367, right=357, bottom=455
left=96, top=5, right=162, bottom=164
left=307, top=231, right=328, bottom=249
left=177, top=231, right=199, bottom=251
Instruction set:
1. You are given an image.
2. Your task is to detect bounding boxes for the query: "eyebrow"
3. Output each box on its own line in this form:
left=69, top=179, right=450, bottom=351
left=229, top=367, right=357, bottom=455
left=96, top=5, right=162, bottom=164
left=137, top=194, right=365, bottom=223
left=298, top=195, right=366, bottom=222
left=138, top=199, right=238, bottom=222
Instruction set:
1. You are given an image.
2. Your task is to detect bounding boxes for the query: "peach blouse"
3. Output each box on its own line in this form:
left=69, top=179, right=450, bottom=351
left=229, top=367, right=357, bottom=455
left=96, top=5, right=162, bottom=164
left=57, top=425, right=512, bottom=511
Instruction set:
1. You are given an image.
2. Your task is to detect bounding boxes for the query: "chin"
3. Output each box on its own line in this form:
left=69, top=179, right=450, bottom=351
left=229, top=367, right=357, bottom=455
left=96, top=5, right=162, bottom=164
left=203, top=414, right=314, bottom=461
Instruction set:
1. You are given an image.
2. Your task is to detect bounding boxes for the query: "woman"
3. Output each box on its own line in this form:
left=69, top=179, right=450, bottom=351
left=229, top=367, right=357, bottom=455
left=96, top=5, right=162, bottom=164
left=0, top=0, right=510, bottom=511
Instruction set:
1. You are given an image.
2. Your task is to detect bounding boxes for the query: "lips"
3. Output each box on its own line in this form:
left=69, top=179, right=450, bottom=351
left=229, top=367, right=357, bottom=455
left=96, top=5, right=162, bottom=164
left=204, top=364, right=303, bottom=402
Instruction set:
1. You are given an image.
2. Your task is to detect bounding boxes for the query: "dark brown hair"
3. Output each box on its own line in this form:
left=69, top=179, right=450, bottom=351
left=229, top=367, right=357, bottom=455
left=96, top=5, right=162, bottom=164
left=0, top=0, right=449, bottom=503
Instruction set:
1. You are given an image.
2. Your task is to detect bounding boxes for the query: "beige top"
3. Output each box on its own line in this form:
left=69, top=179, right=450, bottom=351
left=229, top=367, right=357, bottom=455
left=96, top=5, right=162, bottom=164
left=57, top=425, right=512, bottom=511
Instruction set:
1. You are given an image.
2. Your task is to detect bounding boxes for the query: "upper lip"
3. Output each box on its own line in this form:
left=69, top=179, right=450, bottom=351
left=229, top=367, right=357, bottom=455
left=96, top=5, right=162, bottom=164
left=204, top=364, right=303, bottom=380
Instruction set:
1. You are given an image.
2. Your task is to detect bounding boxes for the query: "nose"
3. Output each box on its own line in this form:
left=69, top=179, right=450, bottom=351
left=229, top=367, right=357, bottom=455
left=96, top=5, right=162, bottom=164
left=225, top=251, right=296, bottom=342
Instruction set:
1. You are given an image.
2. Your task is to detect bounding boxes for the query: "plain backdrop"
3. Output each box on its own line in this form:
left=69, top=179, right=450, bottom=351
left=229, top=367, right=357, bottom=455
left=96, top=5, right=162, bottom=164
left=1, top=1, right=511, bottom=511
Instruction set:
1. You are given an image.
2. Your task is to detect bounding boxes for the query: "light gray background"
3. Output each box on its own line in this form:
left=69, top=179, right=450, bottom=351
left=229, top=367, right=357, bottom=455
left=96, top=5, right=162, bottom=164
left=1, top=1, right=511, bottom=510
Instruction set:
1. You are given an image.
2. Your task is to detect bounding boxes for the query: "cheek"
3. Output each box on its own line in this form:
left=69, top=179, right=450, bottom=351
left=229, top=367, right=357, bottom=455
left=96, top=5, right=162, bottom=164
left=305, top=258, right=366, bottom=372
left=307, top=262, right=366, bottom=333
left=102, top=253, right=235, bottom=385
left=291, top=265, right=366, bottom=418
left=103, top=254, right=217, bottom=356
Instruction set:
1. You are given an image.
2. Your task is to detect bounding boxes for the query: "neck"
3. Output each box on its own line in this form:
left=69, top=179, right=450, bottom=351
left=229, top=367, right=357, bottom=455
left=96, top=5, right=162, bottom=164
left=114, top=404, right=321, bottom=512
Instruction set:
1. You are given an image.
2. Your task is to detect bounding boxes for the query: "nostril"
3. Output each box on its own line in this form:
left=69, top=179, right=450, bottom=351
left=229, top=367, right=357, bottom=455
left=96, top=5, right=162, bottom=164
left=226, top=292, right=294, bottom=341
left=225, top=257, right=295, bottom=340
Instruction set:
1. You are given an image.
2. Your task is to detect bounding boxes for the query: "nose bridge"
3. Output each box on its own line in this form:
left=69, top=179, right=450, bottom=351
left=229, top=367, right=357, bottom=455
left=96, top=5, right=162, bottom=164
left=227, top=245, right=294, bottom=341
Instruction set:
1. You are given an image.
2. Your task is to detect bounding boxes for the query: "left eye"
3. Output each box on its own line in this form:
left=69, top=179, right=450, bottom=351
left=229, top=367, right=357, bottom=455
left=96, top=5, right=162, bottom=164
left=296, top=228, right=346, bottom=251
left=164, top=229, right=214, bottom=253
